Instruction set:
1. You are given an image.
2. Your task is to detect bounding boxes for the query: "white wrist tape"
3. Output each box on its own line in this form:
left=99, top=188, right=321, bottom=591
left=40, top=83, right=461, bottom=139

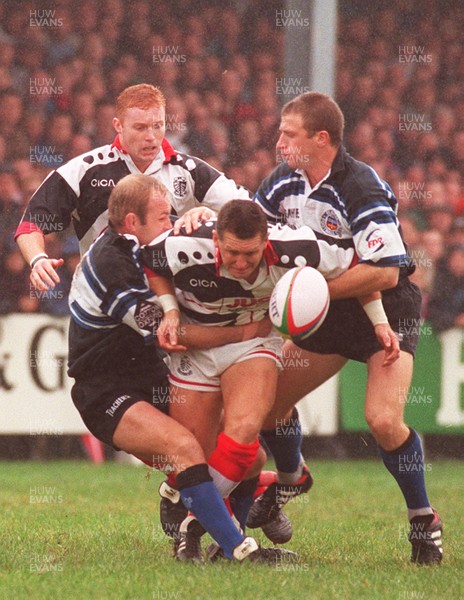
left=158, top=294, right=179, bottom=314
left=363, top=299, right=389, bottom=326
left=30, top=253, right=49, bottom=269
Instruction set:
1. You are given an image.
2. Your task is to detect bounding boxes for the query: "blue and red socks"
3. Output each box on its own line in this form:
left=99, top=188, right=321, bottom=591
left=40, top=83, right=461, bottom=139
left=208, top=432, right=260, bottom=497
left=176, top=464, right=244, bottom=559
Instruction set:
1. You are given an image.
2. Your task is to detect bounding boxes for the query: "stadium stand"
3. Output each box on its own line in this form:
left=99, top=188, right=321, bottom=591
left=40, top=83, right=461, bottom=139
left=0, top=0, right=462, bottom=320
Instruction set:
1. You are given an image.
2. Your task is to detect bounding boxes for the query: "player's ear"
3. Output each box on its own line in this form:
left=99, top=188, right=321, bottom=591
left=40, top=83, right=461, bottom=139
left=124, top=212, right=138, bottom=234
left=316, top=130, right=330, bottom=147
left=212, top=230, right=219, bottom=247
left=113, top=117, right=122, bottom=134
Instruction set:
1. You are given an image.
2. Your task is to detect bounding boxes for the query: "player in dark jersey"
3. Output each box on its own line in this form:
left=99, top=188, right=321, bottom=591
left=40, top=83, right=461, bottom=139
left=142, top=199, right=397, bottom=557
left=69, top=173, right=296, bottom=565
left=15, top=83, right=250, bottom=541
left=15, top=83, right=249, bottom=292
left=251, top=92, right=442, bottom=565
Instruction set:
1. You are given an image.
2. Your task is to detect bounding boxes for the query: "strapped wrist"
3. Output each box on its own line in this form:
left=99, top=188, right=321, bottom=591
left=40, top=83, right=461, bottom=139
left=363, top=299, right=389, bottom=326
left=30, top=253, right=48, bottom=269
left=158, top=294, right=179, bottom=314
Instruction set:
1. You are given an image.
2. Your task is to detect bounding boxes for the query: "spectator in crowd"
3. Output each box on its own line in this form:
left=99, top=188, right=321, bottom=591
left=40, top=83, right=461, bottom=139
left=0, top=0, right=462, bottom=317
left=0, top=247, right=38, bottom=314
left=0, top=89, right=28, bottom=160
left=428, top=245, right=464, bottom=333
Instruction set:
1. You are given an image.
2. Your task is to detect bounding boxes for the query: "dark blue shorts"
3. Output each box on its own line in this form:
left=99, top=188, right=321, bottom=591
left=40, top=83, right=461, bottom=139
left=294, top=278, right=422, bottom=363
left=71, top=371, right=170, bottom=448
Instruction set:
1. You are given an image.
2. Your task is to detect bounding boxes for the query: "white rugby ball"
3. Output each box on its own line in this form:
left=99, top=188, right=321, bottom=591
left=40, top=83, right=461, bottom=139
left=270, top=266, right=330, bottom=340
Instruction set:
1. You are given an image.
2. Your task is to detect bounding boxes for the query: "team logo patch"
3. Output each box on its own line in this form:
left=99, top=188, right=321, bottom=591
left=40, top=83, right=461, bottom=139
left=173, top=176, right=187, bottom=197
left=178, top=355, right=193, bottom=376
left=320, top=209, right=342, bottom=237
left=134, top=300, right=163, bottom=333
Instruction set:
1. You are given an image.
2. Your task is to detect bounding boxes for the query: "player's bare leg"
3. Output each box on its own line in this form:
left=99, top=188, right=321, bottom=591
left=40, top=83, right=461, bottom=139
left=166, top=374, right=298, bottom=564
left=169, top=385, right=223, bottom=458
left=366, top=349, right=442, bottom=564
left=142, top=387, right=220, bottom=548
left=113, top=401, right=204, bottom=469
left=112, top=400, right=263, bottom=563
left=365, top=349, right=412, bottom=450
left=263, top=342, right=347, bottom=426
left=221, top=357, right=278, bottom=444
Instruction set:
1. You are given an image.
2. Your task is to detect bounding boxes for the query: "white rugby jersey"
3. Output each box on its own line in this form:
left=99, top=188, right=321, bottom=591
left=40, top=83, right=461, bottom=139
left=254, top=146, right=414, bottom=275
left=15, top=136, right=249, bottom=255
left=142, top=221, right=356, bottom=327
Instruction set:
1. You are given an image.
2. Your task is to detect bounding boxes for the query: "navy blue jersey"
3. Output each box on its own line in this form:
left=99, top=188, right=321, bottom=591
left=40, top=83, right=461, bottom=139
left=254, top=146, right=414, bottom=276
left=68, top=228, right=166, bottom=378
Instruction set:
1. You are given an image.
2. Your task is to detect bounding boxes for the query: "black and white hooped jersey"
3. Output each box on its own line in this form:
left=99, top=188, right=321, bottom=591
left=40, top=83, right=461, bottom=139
left=67, top=228, right=166, bottom=378
left=15, top=136, right=249, bottom=255
left=254, top=146, right=414, bottom=275
left=141, top=221, right=356, bottom=327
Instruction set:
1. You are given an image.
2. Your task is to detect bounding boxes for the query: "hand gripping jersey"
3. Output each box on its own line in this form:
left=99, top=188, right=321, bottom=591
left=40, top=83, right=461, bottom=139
left=254, top=146, right=414, bottom=277
left=141, top=220, right=356, bottom=327
left=15, top=136, right=249, bottom=255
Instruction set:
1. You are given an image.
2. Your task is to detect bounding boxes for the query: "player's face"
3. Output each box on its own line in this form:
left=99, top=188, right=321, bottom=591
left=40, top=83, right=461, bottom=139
left=135, top=192, right=172, bottom=246
left=214, top=230, right=267, bottom=283
left=276, top=112, right=318, bottom=170
left=113, top=105, right=166, bottom=173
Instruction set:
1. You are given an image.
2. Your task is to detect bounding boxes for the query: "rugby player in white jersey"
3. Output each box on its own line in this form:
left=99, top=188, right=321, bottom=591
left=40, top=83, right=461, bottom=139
left=142, top=199, right=397, bottom=558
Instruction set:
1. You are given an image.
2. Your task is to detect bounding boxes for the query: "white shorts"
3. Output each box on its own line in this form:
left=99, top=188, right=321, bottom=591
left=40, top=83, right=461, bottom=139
left=169, top=332, right=284, bottom=392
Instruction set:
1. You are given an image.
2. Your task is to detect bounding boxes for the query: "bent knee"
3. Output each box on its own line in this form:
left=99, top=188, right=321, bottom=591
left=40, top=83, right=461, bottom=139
left=172, top=434, right=206, bottom=470
left=225, top=419, right=261, bottom=445
left=366, top=412, right=403, bottom=441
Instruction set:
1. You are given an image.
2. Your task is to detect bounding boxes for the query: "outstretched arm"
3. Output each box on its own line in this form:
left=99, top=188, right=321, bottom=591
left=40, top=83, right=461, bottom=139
left=148, top=274, right=272, bottom=351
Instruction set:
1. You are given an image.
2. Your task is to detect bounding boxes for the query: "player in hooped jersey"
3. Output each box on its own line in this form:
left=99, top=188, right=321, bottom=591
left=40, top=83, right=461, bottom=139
left=142, top=199, right=398, bottom=557
left=251, top=92, right=442, bottom=565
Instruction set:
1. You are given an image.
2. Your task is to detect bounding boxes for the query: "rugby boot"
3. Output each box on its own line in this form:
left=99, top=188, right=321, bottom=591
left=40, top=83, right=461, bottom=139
left=409, top=509, right=443, bottom=565
left=247, top=466, right=313, bottom=529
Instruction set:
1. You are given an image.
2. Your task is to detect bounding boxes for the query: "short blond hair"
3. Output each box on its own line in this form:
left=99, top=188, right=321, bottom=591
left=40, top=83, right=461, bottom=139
left=108, top=174, right=169, bottom=229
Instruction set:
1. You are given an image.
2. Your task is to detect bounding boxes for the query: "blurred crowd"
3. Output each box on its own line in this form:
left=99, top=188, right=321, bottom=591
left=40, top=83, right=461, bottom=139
left=0, top=0, right=463, bottom=333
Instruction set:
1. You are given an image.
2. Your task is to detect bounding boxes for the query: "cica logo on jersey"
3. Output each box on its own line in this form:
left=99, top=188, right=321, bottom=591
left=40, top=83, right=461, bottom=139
left=90, top=179, right=115, bottom=187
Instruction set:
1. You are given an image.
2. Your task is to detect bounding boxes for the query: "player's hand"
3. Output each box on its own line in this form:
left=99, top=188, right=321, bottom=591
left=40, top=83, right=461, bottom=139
left=30, top=257, right=65, bottom=291
left=454, top=313, right=464, bottom=327
left=374, top=323, right=400, bottom=367
left=241, top=317, right=273, bottom=341
left=157, top=309, right=187, bottom=352
left=173, top=207, right=215, bottom=235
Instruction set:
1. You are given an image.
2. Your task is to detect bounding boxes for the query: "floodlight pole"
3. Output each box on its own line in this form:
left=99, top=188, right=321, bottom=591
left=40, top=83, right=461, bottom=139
left=282, top=0, right=338, bottom=102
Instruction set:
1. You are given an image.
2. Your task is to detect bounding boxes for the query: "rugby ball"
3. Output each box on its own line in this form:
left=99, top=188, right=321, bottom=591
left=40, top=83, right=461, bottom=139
left=270, top=266, right=330, bottom=340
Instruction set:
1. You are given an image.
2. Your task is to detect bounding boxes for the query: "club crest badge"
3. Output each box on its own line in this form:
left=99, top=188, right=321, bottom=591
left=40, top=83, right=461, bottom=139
left=178, top=355, right=193, bottom=376
left=320, top=209, right=342, bottom=237
left=173, top=176, right=187, bottom=197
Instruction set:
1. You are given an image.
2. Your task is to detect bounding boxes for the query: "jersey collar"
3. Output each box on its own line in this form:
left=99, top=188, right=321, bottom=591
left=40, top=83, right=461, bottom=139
left=330, top=145, right=347, bottom=175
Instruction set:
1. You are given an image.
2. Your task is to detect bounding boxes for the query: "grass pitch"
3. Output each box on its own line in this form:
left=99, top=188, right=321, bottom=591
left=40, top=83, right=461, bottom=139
left=1, top=459, right=462, bottom=600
